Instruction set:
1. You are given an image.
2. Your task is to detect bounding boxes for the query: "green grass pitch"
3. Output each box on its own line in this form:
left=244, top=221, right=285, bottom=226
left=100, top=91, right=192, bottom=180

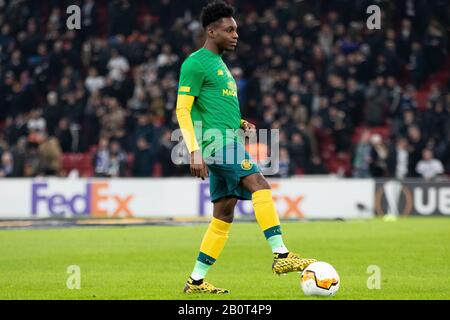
left=0, top=217, right=449, bottom=300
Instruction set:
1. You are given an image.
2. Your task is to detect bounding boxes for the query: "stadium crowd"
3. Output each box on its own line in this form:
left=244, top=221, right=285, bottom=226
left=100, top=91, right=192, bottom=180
left=0, top=0, right=449, bottom=179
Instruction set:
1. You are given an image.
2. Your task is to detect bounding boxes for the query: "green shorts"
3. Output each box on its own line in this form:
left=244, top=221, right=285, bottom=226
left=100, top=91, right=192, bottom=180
left=205, top=142, right=260, bottom=202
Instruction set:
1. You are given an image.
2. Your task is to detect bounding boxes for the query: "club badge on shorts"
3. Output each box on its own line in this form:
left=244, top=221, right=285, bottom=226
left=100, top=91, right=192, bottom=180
left=241, top=159, right=253, bottom=170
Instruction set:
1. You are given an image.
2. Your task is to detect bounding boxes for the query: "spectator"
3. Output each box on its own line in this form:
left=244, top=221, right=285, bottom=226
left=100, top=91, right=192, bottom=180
left=24, top=145, right=41, bottom=177
left=387, top=137, right=409, bottom=179
left=396, top=19, right=414, bottom=65
left=318, top=24, right=334, bottom=57
left=100, top=97, right=126, bottom=140
left=9, top=137, right=27, bottom=177
left=423, top=19, right=445, bottom=74
left=416, top=149, right=444, bottom=180
left=107, top=48, right=130, bottom=83
left=27, top=110, right=46, bottom=133
left=132, top=137, right=155, bottom=177
left=131, top=113, right=154, bottom=151
left=9, top=80, right=31, bottom=117
left=8, top=50, right=26, bottom=79
left=128, top=87, right=149, bottom=113
left=83, top=91, right=104, bottom=147
left=156, top=44, right=179, bottom=70
left=288, top=132, right=311, bottom=173
left=85, top=67, right=106, bottom=93
left=27, top=110, right=47, bottom=145
left=157, top=129, right=189, bottom=177
left=407, top=125, right=426, bottom=177
left=408, top=42, right=427, bottom=87
left=327, top=106, right=351, bottom=153
left=369, top=134, right=388, bottom=178
left=275, top=147, right=293, bottom=177
left=352, top=130, right=372, bottom=178
left=107, top=140, right=127, bottom=177
left=108, top=0, right=136, bottom=37
left=365, top=76, right=388, bottom=126
left=38, top=134, right=62, bottom=176
left=93, top=137, right=110, bottom=177
left=307, top=156, right=329, bottom=175
left=43, top=91, right=63, bottom=136
left=65, top=92, right=84, bottom=127
left=4, top=115, right=27, bottom=147
left=346, top=78, right=365, bottom=128
left=0, top=151, right=15, bottom=177
left=55, top=118, right=73, bottom=153
left=422, top=99, right=449, bottom=144
left=394, top=109, right=417, bottom=138
left=82, top=0, right=97, bottom=36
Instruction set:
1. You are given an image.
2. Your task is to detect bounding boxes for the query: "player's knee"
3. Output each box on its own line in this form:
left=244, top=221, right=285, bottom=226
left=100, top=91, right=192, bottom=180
left=256, top=175, right=271, bottom=190
left=242, top=173, right=271, bottom=193
left=216, top=212, right=234, bottom=223
left=262, top=180, right=271, bottom=190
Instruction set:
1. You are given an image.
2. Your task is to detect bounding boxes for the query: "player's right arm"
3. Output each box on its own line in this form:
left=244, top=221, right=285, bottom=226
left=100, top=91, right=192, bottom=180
left=176, top=58, right=208, bottom=180
left=176, top=94, right=199, bottom=154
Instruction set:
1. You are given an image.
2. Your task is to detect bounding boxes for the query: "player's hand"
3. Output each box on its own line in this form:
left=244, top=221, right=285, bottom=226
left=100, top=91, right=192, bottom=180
left=190, top=150, right=208, bottom=180
left=241, top=120, right=256, bottom=133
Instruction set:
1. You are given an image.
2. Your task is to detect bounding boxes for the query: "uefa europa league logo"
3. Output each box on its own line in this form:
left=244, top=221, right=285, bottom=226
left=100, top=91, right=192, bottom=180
left=383, top=180, right=403, bottom=216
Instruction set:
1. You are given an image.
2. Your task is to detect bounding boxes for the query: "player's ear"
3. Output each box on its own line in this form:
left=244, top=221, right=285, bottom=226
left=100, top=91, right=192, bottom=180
left=206, top=25, right=216, bottom=38
left=206, top=20, right=221, bottom=38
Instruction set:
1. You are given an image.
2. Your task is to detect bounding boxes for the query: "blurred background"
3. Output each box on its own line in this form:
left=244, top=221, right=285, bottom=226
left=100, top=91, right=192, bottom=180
left=0, top=0, right=449, bottom=180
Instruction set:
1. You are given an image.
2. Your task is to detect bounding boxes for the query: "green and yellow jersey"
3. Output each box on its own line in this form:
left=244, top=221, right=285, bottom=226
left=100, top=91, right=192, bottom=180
left=176, top=47, right=242, bottom=157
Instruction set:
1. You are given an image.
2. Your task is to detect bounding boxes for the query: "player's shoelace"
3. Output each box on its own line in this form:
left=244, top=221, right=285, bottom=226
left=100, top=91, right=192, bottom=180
left=272, top=253, right=317, bottom=275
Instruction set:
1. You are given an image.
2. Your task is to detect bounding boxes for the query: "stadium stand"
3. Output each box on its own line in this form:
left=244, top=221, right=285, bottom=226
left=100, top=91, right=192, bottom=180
left=0, top=0, right=449, bottom=179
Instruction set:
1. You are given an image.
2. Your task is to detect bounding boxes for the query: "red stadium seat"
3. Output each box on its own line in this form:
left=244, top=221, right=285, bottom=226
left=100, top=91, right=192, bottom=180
left=62, top=153, right=94, bottom=177
left=414, top=91, right=428, bottom=109
left=153, top=162, right=162, bottom=177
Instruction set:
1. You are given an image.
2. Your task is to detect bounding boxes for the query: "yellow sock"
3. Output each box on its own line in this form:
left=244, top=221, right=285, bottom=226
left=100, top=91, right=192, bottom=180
left=252, top=189, right=280, bottom=232
left=252, top=189, right=288, bottom=253
left=191, top=218, right=232, bottom=280
left=199, top=217, right=232, bottom=260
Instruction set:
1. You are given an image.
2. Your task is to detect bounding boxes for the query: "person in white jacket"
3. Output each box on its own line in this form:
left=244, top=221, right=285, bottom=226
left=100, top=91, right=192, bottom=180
left=416, top=149, right=444, bottom=180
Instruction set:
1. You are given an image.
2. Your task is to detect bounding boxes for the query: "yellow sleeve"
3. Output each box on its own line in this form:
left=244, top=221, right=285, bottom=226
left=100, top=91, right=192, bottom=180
left=175, top=94, right=200, bottom=153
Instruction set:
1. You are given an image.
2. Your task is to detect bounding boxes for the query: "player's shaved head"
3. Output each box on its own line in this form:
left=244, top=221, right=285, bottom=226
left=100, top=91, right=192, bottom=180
left=200, top=0, right=235, bottom=29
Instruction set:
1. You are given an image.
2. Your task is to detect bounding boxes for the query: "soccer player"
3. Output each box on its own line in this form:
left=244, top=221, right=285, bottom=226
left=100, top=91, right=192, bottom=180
left=176, top=0, right=316, bottom=294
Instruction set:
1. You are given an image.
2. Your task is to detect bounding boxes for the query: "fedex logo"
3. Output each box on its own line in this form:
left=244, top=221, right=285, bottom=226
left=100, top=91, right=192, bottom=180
left=31, top=182, right=134, bottom=217
left=199, top=182, right=305, bottom=218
